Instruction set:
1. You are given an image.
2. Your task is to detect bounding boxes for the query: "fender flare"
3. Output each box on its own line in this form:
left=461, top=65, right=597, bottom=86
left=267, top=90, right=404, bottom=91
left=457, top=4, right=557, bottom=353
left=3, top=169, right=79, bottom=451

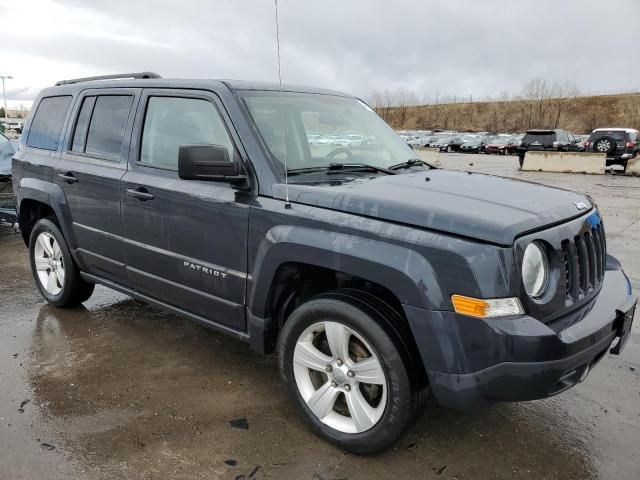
left=247, top=225, right=445, bottom=318
left=16, top=178, right=78, bottom=249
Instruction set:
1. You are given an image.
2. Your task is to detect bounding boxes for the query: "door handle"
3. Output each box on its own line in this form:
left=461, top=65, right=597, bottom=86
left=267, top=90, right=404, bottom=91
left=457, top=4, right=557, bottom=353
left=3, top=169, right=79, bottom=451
left=127, top=187, right=155, bottom=201
left=58, top=172, right=78, bottom=184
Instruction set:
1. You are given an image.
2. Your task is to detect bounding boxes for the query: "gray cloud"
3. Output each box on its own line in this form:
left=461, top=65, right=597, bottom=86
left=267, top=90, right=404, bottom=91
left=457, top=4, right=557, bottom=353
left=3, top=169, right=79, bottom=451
left=6, top=0, right=640, bottom=102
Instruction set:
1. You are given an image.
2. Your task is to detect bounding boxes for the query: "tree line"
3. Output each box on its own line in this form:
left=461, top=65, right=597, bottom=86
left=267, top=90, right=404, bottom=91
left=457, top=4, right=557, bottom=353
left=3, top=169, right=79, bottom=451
left=369, top=79, right=640, bottom=133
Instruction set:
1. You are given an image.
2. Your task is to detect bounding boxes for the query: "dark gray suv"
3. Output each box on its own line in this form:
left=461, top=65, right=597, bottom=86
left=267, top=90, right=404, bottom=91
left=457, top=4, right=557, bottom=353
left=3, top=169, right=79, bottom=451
left=11, top=73, right=636, bottom=454
left=517, top=129, right=581, bottom=167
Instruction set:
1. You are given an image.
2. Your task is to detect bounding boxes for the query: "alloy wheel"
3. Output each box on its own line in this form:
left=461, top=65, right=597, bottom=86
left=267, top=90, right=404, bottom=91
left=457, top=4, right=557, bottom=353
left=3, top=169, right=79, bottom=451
left=33, top=232, right=65, bottom=295
left=596, top=139, right=611, bottom=152
left=293, top=321, right=387, bottom=433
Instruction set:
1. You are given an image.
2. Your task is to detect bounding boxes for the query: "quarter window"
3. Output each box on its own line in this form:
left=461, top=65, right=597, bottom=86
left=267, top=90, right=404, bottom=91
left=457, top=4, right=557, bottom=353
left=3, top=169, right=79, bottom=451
left=140, top=96, right=234, bottom=170
left=26, top=96, right=72, bottom=151
left=84, top=95, right=133, bottom=159
left=71, top=96, right=96, bottom=152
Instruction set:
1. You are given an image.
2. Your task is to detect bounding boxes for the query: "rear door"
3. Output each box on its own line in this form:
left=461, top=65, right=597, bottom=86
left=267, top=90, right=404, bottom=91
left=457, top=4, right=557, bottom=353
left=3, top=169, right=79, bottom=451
left=54, top=89, right=140, bottom=286
left=121, top=89, right=253, bottom=330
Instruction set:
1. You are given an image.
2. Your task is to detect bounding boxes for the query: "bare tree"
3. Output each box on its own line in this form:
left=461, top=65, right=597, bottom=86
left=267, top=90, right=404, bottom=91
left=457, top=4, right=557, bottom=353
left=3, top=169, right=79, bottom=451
left=549, top=81, right=580, bottom=128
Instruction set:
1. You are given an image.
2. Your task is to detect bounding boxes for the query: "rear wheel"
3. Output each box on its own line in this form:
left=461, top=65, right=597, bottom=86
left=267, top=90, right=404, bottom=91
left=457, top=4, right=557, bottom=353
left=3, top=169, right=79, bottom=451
left=29, top=218, right=94, bottom=307
left=278, top=290, right=424, bottom=454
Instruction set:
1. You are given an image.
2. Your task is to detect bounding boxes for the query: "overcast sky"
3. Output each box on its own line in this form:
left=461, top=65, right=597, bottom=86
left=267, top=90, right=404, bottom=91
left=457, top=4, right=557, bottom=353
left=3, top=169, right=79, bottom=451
left=2, top=0, right=639, bottom=109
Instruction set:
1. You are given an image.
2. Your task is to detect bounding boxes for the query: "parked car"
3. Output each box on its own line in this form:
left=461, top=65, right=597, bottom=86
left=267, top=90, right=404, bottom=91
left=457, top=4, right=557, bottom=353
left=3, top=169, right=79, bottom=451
left=574, top=134, right=589, bottom=152
left=0, top=132, right=17, bottom=224
left=420, top=135, right=439, bottom=147
left=517, top=129, right=581, bottom=167
left=585, top=128, right=639, bottom=168
left=433, top=135, right=459, bottom=152
left=307, top=134, right=332, bottom=146
left=12, top=73, right=636, bottom=454
left=459, top=137, right=486, bottom=153
left=447, top=135, right=482, bottom=153
left=506, top=134, right=524, bottom=155
left=485, top=136, right=513, bottom=155
left=1, top=119, right=24, bottom=134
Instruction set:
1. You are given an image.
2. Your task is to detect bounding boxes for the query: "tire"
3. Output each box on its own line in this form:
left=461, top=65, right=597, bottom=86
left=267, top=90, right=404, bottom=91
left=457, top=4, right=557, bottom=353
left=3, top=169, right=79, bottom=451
left=446, top=146, right=452, bottom=153
left=278, top=289, right=425, bottom=454
left=29, top=218, right=94, bottom=307
left=593, top=136, right=617, bottom=155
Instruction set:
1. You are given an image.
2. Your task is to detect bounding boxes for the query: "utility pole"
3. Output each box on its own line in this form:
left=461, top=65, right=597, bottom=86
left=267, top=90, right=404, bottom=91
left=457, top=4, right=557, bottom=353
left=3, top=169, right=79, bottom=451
left=0, top=75, right=13, bottom=119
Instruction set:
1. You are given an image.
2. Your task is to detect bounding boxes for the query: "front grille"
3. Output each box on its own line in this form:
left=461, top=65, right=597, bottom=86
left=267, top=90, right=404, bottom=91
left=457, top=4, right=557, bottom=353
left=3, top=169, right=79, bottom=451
left=562, top=222, right=606, bottom=304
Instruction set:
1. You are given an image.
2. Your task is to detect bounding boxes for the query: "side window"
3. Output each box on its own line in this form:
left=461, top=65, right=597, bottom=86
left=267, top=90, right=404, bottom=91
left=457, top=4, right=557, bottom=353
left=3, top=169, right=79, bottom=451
left=26, top=96, right=72, bottom=150
left=71, top=96, right=96, bottom=152
left=84, top=95, right=133, bottom=159
left=140, top=96, right=234, bottom=170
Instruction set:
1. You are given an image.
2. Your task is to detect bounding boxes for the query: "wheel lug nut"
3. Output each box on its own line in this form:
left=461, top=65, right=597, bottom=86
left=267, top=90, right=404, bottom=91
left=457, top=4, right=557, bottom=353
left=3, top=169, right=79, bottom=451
left=325, top=365, right=333, bottom=373
left=344, top=384, right=351, bottom=392
left=331, top=381, right=338, bottom=388
left=347, top=371, right=354, bottom=378
left=336, top=359, right=343, bottom=366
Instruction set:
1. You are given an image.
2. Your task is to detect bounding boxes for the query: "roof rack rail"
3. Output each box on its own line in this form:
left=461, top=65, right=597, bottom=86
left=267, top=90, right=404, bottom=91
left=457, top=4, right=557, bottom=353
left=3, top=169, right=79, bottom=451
left=54, top=72, right=162, bottom=86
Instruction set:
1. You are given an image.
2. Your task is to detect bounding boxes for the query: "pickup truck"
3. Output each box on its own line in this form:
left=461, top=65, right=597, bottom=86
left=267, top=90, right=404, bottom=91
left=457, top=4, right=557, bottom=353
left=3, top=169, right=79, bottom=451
left=11, top=73, right=636, bottom=454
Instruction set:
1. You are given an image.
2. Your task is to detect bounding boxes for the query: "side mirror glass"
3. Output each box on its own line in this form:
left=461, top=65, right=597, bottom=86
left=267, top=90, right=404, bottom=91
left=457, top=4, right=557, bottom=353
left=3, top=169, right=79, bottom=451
left=178, top=144, right=247, bottom=185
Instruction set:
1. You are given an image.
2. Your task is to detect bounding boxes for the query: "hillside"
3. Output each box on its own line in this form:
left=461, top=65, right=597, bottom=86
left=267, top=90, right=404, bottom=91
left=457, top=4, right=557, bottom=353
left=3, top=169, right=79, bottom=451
left=379, top=92, right=640, bottom=134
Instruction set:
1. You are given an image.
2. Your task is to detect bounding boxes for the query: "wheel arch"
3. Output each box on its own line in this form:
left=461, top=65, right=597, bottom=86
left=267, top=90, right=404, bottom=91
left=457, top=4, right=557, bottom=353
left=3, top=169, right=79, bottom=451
left=247, top=226, right=441, bottom=359
left=17, top=178, right=75, bottom=248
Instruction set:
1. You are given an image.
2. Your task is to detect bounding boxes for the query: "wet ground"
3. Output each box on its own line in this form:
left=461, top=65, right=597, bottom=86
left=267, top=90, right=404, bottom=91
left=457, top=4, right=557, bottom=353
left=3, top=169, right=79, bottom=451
left=1, top=154, right=639, bottom=480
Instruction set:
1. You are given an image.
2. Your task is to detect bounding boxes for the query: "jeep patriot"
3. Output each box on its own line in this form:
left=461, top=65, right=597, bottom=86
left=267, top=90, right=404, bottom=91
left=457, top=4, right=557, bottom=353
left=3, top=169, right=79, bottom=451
left=11, top=73, right=636, bottom=454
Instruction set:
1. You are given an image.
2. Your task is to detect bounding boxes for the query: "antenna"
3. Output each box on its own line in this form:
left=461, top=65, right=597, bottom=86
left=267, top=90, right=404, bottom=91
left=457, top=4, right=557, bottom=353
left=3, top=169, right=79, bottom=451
left=274, top=0, right=291, bottom=208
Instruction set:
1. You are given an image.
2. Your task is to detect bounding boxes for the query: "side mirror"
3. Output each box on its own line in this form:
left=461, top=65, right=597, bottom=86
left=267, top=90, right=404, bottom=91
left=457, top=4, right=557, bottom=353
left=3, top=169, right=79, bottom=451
left=178, top=144, right=247, bottom=185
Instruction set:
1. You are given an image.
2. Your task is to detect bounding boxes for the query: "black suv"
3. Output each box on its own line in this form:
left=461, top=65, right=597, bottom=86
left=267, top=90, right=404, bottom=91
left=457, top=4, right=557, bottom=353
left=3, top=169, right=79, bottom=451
left=585, top=128, right=639, bottom=168
left=517, top=129, right=580, bottom=167
left=11, top=73, right=636, bottom=454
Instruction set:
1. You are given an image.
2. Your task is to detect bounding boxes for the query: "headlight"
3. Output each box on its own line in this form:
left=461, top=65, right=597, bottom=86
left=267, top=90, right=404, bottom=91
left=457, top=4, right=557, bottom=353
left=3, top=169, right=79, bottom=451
left=522, top=242, right=549, bottom=297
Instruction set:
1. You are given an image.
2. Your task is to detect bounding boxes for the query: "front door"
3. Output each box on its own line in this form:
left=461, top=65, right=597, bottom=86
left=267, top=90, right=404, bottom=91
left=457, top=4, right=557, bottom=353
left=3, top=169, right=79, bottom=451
left=121, top=89, right=253, bottom=330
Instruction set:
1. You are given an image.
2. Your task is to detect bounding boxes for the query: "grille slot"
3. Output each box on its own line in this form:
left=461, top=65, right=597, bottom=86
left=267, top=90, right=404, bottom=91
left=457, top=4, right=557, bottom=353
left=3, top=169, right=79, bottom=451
left=564, top=223, right=606, bottom=304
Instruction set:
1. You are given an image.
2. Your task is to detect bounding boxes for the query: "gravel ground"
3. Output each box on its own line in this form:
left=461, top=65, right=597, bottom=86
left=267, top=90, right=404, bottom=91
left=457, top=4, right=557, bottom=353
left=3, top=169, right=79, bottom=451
left=0, top=153, right=638, bottom=479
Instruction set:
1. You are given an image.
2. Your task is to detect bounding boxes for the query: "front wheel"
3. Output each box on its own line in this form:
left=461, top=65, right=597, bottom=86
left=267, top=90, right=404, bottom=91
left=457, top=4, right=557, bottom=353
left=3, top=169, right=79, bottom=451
left=278, top=291, right=424, bottom=454
left=29, top=218, right=94, bottom=307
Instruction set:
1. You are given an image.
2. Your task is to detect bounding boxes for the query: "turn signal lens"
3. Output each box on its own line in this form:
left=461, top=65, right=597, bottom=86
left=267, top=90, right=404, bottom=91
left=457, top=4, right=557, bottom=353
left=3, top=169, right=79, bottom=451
left=451, top=295, right=524, bottom=318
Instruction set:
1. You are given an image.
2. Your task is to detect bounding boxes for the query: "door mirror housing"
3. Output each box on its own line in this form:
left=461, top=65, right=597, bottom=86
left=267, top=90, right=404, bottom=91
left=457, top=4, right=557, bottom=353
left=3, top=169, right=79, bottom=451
left=178, top=144, right=247, bottom=185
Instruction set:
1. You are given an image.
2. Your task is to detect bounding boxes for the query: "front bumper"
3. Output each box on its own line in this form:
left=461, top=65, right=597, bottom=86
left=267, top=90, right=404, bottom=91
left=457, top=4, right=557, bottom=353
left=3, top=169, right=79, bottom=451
left=403, top=262, right=636, bottom=410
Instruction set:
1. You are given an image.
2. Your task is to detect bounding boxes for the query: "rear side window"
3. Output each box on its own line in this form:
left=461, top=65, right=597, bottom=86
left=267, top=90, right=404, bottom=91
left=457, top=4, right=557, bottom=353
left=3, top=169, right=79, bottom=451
left=140, top=96, right=234, bottom=170
left=84, top=95, right=133, bottom=159
left=27, top=96, right=72, bottom=150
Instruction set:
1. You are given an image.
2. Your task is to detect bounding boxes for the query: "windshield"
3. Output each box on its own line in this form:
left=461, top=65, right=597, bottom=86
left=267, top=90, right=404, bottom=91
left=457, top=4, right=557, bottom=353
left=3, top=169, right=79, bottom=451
left=523, top=132, right=555, bottom=145
left=491, top=137, right=510, bottom=144
left=242, top=91, right=417, bottom=174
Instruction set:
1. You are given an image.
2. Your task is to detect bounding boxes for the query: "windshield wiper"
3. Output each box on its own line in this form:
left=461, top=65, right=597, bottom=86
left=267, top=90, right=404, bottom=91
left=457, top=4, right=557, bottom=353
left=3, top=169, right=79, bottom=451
left=327, top=163, right=396, bottom=175
left=389, top=159, right=435, bottom=170
left=287, top=163, right=396, bottom=176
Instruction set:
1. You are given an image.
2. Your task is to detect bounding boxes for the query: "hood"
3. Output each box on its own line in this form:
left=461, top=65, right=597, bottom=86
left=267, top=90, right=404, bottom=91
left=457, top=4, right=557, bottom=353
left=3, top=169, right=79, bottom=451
left=275, top=170, right=591, bottom=245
